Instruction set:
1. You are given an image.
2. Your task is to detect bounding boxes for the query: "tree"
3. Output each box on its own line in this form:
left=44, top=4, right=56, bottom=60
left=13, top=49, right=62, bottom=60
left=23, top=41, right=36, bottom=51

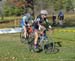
left=3, top=0, right=75, bottom=16
left=53, top=0, right=66, bottom=11
left=65, top=0, right=74, bottom=12
left=3, top=0, right=25, bottom=16
left=25, top=0, right=34, bottom=17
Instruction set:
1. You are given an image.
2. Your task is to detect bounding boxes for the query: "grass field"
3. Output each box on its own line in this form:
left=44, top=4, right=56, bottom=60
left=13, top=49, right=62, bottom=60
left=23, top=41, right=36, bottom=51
left=0, top=28, right=75, bottom=61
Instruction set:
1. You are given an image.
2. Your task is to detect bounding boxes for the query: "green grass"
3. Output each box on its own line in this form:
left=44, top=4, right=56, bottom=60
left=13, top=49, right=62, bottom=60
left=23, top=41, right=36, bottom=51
left=0, top=28, right=75, bottom=61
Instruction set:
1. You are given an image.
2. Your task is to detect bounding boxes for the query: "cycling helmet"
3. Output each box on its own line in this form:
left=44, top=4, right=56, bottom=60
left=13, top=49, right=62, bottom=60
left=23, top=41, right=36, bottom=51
left=40, top=10, right=48, bottom=15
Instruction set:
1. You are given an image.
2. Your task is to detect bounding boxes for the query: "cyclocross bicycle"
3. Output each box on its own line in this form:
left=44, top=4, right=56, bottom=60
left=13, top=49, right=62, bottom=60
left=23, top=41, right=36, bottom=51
left=20, top=28, right=61, bottom=54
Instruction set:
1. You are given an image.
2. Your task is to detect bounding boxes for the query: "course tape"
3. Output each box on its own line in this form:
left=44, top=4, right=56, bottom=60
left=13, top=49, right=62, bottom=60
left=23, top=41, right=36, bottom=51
left=0, top=27, right=22, bottom=34
left=55, top=29, right=75, bottom=32
left=0, top=27, right=75, bottom=34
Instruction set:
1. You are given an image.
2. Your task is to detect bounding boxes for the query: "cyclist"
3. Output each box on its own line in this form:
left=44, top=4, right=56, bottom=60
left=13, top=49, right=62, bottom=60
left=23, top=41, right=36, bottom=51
left=33, top=10, right=52, bottom=49
left=20, top=13, right=33, bottom=38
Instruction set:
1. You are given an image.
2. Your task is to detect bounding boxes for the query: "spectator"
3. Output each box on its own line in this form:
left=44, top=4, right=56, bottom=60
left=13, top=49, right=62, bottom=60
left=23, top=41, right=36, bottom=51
left=58, top=11, right=64, bottom=26
left=52, top=13, right=56, bottom=26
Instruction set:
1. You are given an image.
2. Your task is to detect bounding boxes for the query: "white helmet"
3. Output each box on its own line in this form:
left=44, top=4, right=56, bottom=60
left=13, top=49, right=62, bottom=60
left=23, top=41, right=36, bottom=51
left=40, top=10, right=48, bottom=15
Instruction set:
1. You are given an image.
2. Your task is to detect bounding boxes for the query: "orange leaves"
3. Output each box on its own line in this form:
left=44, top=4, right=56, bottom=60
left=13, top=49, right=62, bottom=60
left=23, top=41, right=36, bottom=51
left=16, top=1, right=25, bottom=7
left=7, top=0, right=26, bottom=8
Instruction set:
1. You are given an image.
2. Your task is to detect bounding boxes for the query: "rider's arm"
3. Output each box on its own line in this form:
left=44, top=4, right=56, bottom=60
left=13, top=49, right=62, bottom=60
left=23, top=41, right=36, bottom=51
left=45, top=19, right=52, bottom=29
left=45, top=19, right=53, bottom=35
left=22, top=16, right=27, bottom=26
left=34, top=17, right=42, bottom=30
left=37, top=18, right=41, bottom=30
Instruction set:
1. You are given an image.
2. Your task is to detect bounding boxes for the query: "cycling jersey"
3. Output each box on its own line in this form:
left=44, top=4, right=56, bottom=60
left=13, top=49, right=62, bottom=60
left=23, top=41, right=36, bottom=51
left=21, top=16, right=29, bottom=27
left=58, top=11, right=64, bottom=20
left=33, top=15, right=51, bottom=30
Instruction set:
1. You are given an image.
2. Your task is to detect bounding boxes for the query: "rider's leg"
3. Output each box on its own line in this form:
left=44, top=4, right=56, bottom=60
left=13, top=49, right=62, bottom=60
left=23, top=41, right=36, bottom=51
left=34, top=30, right=38, bottom=48
left=41, top=25, right=47, bottom=38
left=59, top=16, right=64, bottom=26
left=24, top=26, right=27, bottom=38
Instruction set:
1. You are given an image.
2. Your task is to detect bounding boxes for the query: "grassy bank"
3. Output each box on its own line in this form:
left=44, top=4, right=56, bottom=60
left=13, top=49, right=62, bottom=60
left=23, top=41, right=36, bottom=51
left=0, top=28, right=75, bottom=61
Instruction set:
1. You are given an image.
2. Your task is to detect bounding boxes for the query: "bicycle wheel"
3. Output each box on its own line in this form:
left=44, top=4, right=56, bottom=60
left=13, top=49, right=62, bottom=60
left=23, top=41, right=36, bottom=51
left=44, top=43, right=59, bottom=54
left=20, top=29, right=28, bottom=44
left=28, top=37, right=41, bottom=53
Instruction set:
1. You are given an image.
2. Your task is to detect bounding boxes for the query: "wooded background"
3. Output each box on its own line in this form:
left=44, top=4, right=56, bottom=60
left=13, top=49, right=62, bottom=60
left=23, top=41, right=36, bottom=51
left=0, top=0, right=75, bottom=28
left=0, top=0, right=75, bottom=16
